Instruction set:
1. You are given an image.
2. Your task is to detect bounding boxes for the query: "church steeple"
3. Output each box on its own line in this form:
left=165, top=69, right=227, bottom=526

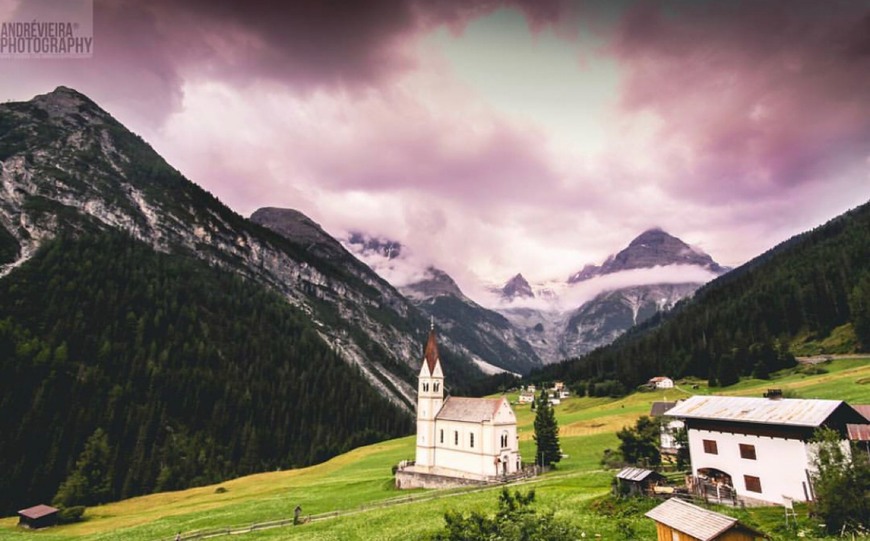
left=423, top=323, right=440, bottom=375
left=415, top=323, right=444, bottom=469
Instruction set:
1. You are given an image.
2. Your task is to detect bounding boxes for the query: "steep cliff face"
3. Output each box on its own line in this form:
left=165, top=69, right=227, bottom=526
left=0, top=86, right=445, bottom=411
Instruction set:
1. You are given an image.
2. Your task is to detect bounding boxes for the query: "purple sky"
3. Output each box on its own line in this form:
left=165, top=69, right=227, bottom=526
left=2, top=0, right=869, bottom=289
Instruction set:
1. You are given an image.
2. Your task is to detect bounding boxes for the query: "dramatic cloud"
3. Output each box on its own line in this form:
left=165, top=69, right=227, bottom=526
left=2, top=0, right=868, bottom=295
left=611, top=0, right=870, bottom=202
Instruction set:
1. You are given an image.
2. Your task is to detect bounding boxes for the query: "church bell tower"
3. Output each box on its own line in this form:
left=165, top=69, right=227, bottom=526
left=415, top=322, right=444, bottom=469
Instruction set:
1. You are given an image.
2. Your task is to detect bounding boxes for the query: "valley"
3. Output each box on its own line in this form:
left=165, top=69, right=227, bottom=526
left=2, top=357, right=867, bottom=540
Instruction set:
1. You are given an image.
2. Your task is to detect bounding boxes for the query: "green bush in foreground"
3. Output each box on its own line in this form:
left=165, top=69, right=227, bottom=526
left=431, top=488, right=577, bottom=541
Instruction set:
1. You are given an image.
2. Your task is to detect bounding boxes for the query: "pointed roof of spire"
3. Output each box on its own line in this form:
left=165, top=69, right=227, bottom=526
left=424, top=327, right=440, bottom=374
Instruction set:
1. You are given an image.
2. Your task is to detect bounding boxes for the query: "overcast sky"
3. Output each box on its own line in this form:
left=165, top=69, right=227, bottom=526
left=2, top=0, right=869, bottom=290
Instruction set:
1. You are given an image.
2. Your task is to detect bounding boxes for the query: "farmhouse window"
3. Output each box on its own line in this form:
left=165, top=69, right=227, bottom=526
left=739, top=443, right=757, bottom=460
left=440, top=430, right=443, bottom=444
left=454, top=431, right=458, bottom=445
left=703, top=439, right=718, bottom=454
left=470, top=433, right=474, bottom=448
left=744, top=475, right=762, bottom=493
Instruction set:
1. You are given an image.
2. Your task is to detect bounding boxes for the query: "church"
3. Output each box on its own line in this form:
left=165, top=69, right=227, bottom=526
left=396, top=327, right=521, bottom=489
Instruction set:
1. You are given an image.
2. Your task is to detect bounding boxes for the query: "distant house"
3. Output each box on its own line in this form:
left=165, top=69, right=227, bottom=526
left=615, top=467, right=666, bottom=496
left=666, top=395, right=867, bottom=505
left=17, top=504, right=58, bottom=529
left=517, top=392, right=535, bottom=404
left=648, top=376, right=674, bottom=389
left=650, top=401, right=685, bottom=454
left=645, top=498, right=765, bottom=541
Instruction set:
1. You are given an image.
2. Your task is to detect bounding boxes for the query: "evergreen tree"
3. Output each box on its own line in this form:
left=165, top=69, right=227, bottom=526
left=616, top=416, right=661, bottom=468
left=533, top=390, right=561, bottom=467
left=810, top=428, right=870, bottom=535
left=850, top=273, right=870, bottom=350
left=54, top=428, right=112, bottom=507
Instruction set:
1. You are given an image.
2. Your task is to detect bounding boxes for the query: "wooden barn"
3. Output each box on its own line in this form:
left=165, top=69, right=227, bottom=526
left=17, top=504, right=59, bottom=529
left=645, top=498, right=765, bottom=541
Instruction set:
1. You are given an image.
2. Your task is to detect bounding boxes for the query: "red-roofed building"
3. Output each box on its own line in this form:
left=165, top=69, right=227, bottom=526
left=17, top=504, right=58, bottom=529
left=396, top=327, right=521, bottom=488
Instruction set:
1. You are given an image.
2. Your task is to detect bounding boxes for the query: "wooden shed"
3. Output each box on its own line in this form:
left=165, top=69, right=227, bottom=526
left=645, top=498, right=765, bottom=541
left=17, top=504, right=59, bottom=529
left=615, top=467, right=666, bottom=496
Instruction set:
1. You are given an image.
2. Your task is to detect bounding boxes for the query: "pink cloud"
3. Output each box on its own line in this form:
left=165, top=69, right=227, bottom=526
left=610, top=0, right=870, bottom=202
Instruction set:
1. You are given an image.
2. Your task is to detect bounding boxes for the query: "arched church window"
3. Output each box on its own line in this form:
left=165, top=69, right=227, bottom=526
left=434, top=382, right=440, bottom=392
left=423, top=382, right=429, bottom=392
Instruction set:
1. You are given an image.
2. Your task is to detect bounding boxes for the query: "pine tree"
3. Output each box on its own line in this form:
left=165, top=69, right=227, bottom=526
left=54, top=428, right=113, bottom=507
left=533, top=390, right=561, bottom=467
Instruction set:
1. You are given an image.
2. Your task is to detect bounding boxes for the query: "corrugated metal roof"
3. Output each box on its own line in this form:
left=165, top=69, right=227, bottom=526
left=436, top=397, right=503, bottom=422
left=616, top=467, right=660, bottom=482
left=848, top=423, right=870, bottom=441
left=665, top=395, right=843, bottom=427
left=645, top=498, right=737, bottom=541
left=853, top=405, right=870, bottom=422
left=18, top=504, right=58, bottom=520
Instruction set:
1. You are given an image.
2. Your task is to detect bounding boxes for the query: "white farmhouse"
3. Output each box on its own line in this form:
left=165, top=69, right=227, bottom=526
left=648, top=376, right=674, bottom=389
left=396, top=328, right=521, bottom=489
left=649, top=401, right=684, bottom=454
left=667, top=395, right=866, bottom=506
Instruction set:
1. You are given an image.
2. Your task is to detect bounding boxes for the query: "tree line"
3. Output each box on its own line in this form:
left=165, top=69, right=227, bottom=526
left=530, top=201, right=869, bottom=394
left=0, top=232, right=413, bottom=514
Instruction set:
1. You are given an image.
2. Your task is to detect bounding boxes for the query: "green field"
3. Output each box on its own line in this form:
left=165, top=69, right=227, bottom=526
left=2, top=358, right=868, bottom=540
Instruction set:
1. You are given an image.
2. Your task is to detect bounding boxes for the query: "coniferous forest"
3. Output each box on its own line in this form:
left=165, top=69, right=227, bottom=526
left=0, top=232, right=412, bottom=515
left=532, top=201, right=870, bottom=394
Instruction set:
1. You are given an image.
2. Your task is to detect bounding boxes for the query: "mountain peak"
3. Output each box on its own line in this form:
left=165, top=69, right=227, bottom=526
left=250, top=207, right=348, bottom=262
left=502, top=273, right=534, bottom=300
left=568, top=229, right=724, bottom=283
left=30, top=86, right=97, bottom=116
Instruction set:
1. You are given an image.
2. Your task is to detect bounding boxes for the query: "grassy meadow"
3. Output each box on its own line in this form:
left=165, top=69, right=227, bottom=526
left=1, top=357, right=868, bottom=540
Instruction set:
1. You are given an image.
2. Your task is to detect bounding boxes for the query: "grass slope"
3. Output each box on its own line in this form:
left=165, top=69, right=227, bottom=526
left=2, top=358, right=868, bottom=540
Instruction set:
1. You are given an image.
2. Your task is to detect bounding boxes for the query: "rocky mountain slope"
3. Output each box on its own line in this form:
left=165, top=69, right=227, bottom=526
left=567, top=228, right=724, bottom=283
left=0, top=86, right=465, bottom=412
left=498, top=229, right=727, bottom=362
left=343, top=234, right=543, bottom=375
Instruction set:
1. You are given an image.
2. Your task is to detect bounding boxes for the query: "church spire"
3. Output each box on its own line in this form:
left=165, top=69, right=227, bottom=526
left=424, top=325, right=440, bottom=374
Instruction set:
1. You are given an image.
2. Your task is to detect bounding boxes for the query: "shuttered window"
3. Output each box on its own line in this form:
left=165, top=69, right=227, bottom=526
left=739, top=444, right=757, bottom=460
left=744, top=475, right=762, bottom=493
left=703, top=439, right=718, bottom=454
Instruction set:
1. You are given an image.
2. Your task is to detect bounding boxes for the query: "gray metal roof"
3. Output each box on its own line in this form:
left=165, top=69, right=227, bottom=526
left=665, top=395, right=843, bottom=427
left=616, top=467, right=662, bottom=482
left=436, top=397, right=504, bottom=422
left=645, top=498, right=737, bottom=541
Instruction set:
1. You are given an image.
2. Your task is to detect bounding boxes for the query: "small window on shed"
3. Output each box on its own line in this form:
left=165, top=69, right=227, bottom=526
left=739, top=443, right=757, bottom=460
left=744, top=475, right=762, bottom=493
left=703, top=439, right=718, bottom=454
